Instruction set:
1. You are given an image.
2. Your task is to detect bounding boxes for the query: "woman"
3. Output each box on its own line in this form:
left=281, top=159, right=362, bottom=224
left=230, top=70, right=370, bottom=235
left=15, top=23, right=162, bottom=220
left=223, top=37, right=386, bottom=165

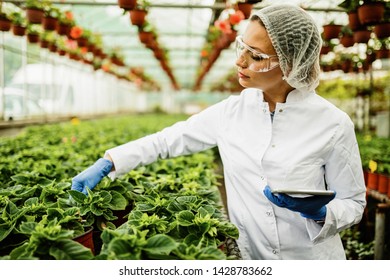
left=72, top=4, right=366, bottom=259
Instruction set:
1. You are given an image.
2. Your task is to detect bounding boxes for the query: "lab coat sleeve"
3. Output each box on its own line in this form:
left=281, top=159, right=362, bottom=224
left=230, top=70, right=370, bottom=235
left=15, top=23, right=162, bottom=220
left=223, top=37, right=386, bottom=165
left=104, top=100, right=225, bottom=179
left=307, top=114, right=367, bottom=244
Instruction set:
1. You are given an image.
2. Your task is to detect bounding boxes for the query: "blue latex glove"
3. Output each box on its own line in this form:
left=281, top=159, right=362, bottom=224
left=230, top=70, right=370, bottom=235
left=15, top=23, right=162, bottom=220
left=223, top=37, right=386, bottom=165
left=263, top=185, right=336, bottom=220
left=71, top=158, right=113, bottom=195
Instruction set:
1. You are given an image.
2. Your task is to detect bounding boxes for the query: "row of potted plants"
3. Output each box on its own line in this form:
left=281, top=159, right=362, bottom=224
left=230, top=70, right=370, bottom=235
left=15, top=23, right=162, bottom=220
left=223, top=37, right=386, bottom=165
left=0, top=2, right=162, bottom=91
left=0, top=114, right=239, bottom=260
left=357, top=134, right=390, bottom=198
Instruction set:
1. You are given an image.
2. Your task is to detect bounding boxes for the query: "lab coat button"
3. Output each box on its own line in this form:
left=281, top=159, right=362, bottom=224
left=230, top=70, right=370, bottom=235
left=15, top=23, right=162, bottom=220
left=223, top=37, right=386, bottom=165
left=279, top=109, right=283, bottom=113
left=272, top=249, right=277, bottom=254
left=266, top=211, right=272, bottom=216
left=272, top=144, right=275, bottom=148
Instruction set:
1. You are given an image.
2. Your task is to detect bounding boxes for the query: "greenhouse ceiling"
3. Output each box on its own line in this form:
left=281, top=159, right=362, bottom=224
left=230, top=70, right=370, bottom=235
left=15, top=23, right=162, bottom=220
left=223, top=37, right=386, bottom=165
left=4, top=0, right=349, bottom=92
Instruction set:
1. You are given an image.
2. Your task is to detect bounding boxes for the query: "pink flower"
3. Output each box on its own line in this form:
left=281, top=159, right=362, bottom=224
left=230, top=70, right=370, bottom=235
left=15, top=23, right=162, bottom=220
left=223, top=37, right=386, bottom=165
left=229, top=10, right=245, bottom=25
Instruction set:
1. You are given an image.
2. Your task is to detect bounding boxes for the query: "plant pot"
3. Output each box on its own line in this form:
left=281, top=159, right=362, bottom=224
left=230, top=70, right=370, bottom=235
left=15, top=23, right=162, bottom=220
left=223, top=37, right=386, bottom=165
left=76, top=37, right=88, bottom=47
left=57, top=49, right=66, bottom=56
left=42, top=16, right=58, bottom=31
left=112, top=205, right=133, bottom=227
left=73, top=226, right=95, bottom=255
left=353, top=29, right=371, bottom=43
left=237, top=3, right=253, bottom=19
left=56, top=23, right=70, bottom=36
left=27, top=33, right=39, bottom=43
left=357, top=3, right=385, bottom=26
left=40, top=39, right=49, bottom=48
left=377, top=174, right=388, bottom=194
left=348, top=12, right=361, bottom=31
left=373, top=22, right=390, bottom=39
left=118, top=0, right=137, bottom=10
left=322, top=24, right=342, bottom=40
left=340, top=35, right=355, bottom=48
left=138, top=31, right=153, bottom=44
left=376, top=48, right=390, bottom=59
left=0, top=17, right=12, bottom=31
left=367, top=172, right=378, bottom=190
left=12, top=25, right=26, bottom=36
left=129, top=9, right=147, bottom=26
left=48, top=44, right=57, bottom=53
left=26, top=8, right=44, bottom=24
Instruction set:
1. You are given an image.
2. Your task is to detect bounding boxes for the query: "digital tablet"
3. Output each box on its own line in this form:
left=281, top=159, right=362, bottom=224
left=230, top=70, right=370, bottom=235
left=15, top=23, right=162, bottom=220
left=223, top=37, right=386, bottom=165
left=271, top=189, right=335, bottom=196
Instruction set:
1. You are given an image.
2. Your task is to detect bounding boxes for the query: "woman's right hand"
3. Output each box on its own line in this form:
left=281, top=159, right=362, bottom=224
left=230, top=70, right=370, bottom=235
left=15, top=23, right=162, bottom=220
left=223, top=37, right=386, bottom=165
left=71, top=158, right=113, bottom=194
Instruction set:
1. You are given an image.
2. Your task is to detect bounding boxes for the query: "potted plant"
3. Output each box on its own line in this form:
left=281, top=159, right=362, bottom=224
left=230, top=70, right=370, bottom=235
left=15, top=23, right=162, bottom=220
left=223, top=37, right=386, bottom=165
left=374, top=38, right=390, bottom=59
left=231, top=0, right=253, bottom=19
left=26, top=23, right=41, bottom=43
left=0, top=3, right=12, bottom=32
left=322, top=20, right=343, bottom=40
left=338, top=0, right=360, bottom=31
left=357, top=0, right=386, bottom=26
left=339, top=25, right=355, bottom=48
left=57, top=10, right=74, bottom=36
left=129, top=0, right=150, bottom=26
left=373, top=3, right=390, bottom=39
left=108, top=47, right=126, bottom=66
left=10, top=10, right=27, bottom=36
left=118, top=0, right=137, bottom=11
left=25, top=0, right=48, bottom=24
left=42, top=4, right=60, bottom=31
left=353, top=26, right=372, bottom=44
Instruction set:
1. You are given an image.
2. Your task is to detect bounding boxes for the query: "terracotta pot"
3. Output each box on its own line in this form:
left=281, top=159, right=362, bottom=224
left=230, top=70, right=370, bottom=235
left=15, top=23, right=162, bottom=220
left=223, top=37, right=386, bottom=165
left=42, top=16, right=58, bottom=31
left=40, top=39, right=49, bottom=48
left=57, top=49, right=66, bottom=56
left=0, top=18, right=12, bottom=31
left=388, top=177, right=390, bottom=198
left=76, top=37, right=88, bottom=47
left=377, top=174, right=388, bottom=194
left=12, top=25, right=26, bottom=36
left=353, top=29, right=371, bottom=43
left=376, top=48, right=390, bottom=59
left=56, top=23, right=70, bottom=36
left=323, top=24, right=342, bottom=40
left=320, top=45, right=331, bottom=55
left=27, top=33, right=39, bottom=43
left=237, top=3, right=253, bottom=19
left=138, top=31, right=153, bottom=44
left=118, top=0, right=137, bottom=10
left=374, top=22, right=390, bottom=39
left=129, top=9, right=147, bottom=26
left=48, top=44, right=57, bottom=53
left=340, top=35, right=355, bottom=48
left=73, top=227, right=95, bottom=255
left=348, top=12, right=361, bottom=31
left=357, top=3, right=385, bottom=25
left=26, top=8, right=44, bottom=24
left=367, top=172, right=379, bottom=190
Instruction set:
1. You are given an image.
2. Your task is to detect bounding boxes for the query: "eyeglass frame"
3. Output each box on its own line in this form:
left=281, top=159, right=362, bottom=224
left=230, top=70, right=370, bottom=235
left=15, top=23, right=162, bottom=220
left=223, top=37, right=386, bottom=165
left=235, top=35, right=280, bottom=72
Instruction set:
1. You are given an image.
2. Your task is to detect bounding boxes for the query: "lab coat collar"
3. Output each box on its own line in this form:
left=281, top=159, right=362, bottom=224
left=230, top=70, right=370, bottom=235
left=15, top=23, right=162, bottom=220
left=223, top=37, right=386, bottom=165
left=247, top=87, right=315, bottom=104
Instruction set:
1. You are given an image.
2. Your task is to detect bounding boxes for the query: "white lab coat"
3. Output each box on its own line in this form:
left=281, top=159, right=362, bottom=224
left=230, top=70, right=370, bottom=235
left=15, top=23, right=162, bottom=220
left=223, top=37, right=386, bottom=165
left=106, top=88, right=366, bottom=260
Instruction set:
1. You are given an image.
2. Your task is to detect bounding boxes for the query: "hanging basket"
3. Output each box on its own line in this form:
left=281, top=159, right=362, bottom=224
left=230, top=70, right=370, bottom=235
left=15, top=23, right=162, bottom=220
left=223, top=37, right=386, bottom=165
left=56, top=23, right=70, bottom=36
left=237, top=3, right=253, bottom=19
left=138, top=30, right=153, bottom=44
left=129, top=9, right=147, bottom=26
left=26, top=8, right=44, bottom=24
left=353, top=29, right=371, bottom=44
left=40, top=39, right=49, bottom=48
left=357, top=3, right=385, bottom=25
left=322, top=24, right=342, bottom=40
left=340, top=34, right=355, bottom=48
left=373, top=22, right=390, bottom=39
left=348, top=12, right=361, bottom=31
left=76, top=37, right=88, bottom=47
left=42, top=16, right=58, bottom=31
left=0, top=17, right=12, bottom=32
left=12, top=25, right=26, bottom=36
left=118, top=0, right=137, bottom=10
left=27, top=33, right=39, bottom=43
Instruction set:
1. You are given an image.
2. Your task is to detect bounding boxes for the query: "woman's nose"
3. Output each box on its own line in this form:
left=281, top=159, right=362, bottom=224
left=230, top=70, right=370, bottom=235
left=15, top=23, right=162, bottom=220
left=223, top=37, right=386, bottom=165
left=235, top=55, right=247, bottom=69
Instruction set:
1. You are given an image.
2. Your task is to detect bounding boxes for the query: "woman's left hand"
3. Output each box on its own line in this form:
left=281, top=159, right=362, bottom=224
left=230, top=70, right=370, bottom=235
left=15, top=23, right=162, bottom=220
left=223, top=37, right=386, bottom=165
left=263, top=185, right=336, bottom=220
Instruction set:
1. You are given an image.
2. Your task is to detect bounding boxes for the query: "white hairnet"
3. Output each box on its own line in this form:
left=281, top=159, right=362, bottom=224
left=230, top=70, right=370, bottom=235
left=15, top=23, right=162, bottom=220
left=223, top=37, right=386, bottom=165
left=252, top=4, right=322, bottom=91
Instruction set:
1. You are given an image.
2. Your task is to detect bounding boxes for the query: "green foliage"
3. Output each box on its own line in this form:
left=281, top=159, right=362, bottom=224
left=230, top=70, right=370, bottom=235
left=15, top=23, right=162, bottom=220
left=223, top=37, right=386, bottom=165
left=340, top=226, right=375, bottom=260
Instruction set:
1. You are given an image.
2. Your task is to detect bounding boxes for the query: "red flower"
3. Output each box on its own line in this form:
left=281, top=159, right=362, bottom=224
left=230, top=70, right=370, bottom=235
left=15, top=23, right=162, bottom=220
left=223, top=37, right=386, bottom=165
left=65, top=11, right=74, bottom=21
left=201, top=49, right=209, bottom=58
left=229, top=10, right=245, bottom=25
left=70, top=26, right=83, bottom=39
left=214, top=19, right=232, bottom=34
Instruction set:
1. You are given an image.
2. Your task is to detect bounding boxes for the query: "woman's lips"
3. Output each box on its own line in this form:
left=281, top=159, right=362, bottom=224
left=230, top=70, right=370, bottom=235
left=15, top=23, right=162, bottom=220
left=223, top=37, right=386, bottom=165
left=238, top=72, right=249, bottom=79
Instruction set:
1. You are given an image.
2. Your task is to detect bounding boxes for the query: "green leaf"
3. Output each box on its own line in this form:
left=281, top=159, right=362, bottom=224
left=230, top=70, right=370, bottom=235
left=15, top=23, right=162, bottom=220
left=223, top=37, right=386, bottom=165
left=10, top=175, right=29, bottom=184
left=109, top=191, right=127, bottom=210
left=176, top=210, right=194, bottom=226
left=19, top=222, right=37, bottom=235
left=90, top=203, right=104, bottom=216
left=0, top=222, right=16, bottom=242
left=107, top=238, right=141, bottom=260
left=144, top=234, right=177, bottom=255
left=49, top=239, right=94, bottom=260
left=68, top=190, right=86, bottom=204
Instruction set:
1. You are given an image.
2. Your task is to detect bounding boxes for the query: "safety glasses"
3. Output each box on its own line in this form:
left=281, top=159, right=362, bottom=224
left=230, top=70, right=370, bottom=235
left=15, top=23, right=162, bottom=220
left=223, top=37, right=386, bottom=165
left=235, top=36, right=279, bottom=72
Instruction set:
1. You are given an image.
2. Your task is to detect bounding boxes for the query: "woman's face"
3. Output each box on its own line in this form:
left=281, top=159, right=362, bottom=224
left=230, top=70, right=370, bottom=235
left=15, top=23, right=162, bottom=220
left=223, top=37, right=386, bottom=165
left=235, top=20, right=284, bottom=91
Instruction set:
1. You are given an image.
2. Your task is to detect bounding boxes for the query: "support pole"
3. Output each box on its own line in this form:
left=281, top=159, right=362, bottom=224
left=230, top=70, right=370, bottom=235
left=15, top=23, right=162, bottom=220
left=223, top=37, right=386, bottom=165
left=374, top=203, right=390, bottom=260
